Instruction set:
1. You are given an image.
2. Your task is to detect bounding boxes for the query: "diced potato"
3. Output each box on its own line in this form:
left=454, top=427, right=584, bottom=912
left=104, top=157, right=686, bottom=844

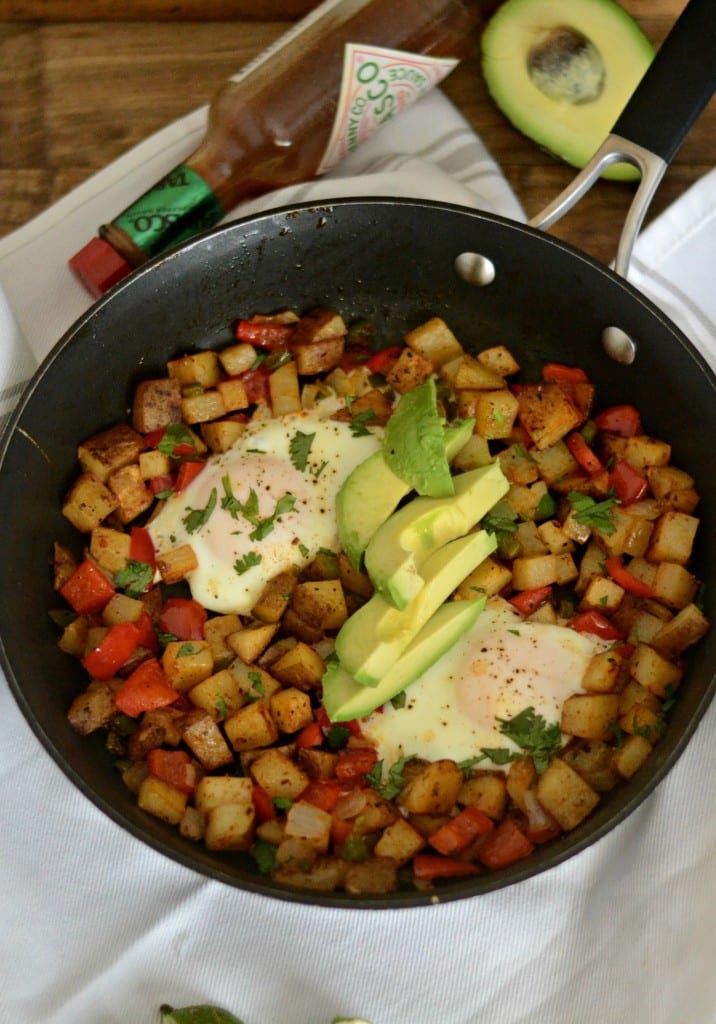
left=168, top=350, right=221, bottom=388
left=560, top=740, right=620, bottom=792
left=610, top=604, right=666, bottom=646
left=204, top=802, right=256, bottom=851
left=498, top=444, right=540, bottom=485
left=629, top=643, right=682, bottom=698
left=646, top=511, right=699, bottom=565
left=292, top=309, right=347, bottom=344
left=398, top=760, right=463, bottom=814
left=228, top=622, right=280, bottom=664
left=650, top=603, right=710, bottom=659
left=373, top=818, right=426, bottom=866
left=156, top=544, right=198, bottom=585
left=203, top=613, right=243, bottom=669
left=269, top=360, right=302, bottom=416
left=137, top=776, right=188, bottom=825
left=458, top=389, right=519, bottom=440
left=216, top=376, right=249, bottom=413
left=283, top=801, right=333, bottom=853
left=78, top=424, right=144, bottom=483
left=101, top=591, right=145, bottom=626
left=517, top=383, right=582, bottom=450
left=623, top=434, right=671, bottom=472
left=291, top=580, right=348, bottom=631
left=62, top=472, right=118, bottom=532
left=596, top=508, right=654, bottom=558
left=293, top=337, right=345, bottom=376
left=612, top=734, right=653, bottom=779
left=451, top=434, right=492, bottom=471
left=200, top=418, right=246, bottom=453
left=662, top=489, right=701, bottom=514
left=270, top=687, right=313, bottom=734
left=138, top=448, right=171, bottom=480
left=53, top=541, right=78, bottom=591
left=554, top=553, right=579, bottom=585
left=477, top=345, right=520, bottom=377
left=218, top=342, right=257, bottom=377
left=505, top=758, right=536, bottom=813
left=574, top=539, right=608, bottom=594
left=528, top=601, right=558, bottom=624
left=181, top=389, right=227, bottom=425
left=530, top=439, right=578, bottom=484
left=271, top=857, right=346, bottom=893
left=537, top=520, right=575, bottom=555
left=385, top=347, right=434, bottom=393
left=337, top=553, right=374, bottom=600
left=561, top=694, right=621, bottom=741
left=453, top=354, right=506, bottom=391
left=536, top=758, right=600, bottom=830
left=162, top=639, right=214, bottom=690
left=351, top=789, right=396, bottom=834
left=188, top=668, right=244, bottom=720
left=617, top=679, right=662, bottom=738
left=179, top=805, right=205, bottom=842
left=403, top=316, right=463, bottom=367
left=344, top=858, right=399, bottom=896
left=297, top=747, right=339, bottom=782
left=579, top=575, right=624, bottom=614
left=270, top=642, right=326, bottom=690
left=453, top=556, right=512, bottom=600
left=511, top=553, right=558, bottom=590
left=646, top=464, right=694, bottom=498
left=514, top=521, right=549, bottom=557
left=182, top=711, right=234, bottom=770
left=108, top=464, right=153, bottom=524
left=581, top=650, right=625, bottom=693
left=333, top=387, right=393, bottom=427
left=457, top=772, right=508, bottom=820
left=194, top=774, right=253, bottom=813
left=58, top=615, right=90, bottom=659
left=623, top=557, right=657, bottom=589
left=252, top=569, right=298, bottom=624
left=227, top=660, right=281, bottom=703
left=505, top=480, right=551, bottom=521
left=323, top=365, right=370, bottom=398
left=132, top=377, right=182, bottom=433
left=67, top=679, right=118, bottom=735
left=651, top=561, right=699, bottom=609
left=89, top=526, right=131, bottom=575
left=250, top=748, right=310, bottom=800
left=224, top=698, right=280, bottom=751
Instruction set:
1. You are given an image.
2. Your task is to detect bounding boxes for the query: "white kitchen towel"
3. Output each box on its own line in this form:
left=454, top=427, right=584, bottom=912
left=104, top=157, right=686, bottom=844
left=1, top=85, right=715, bottom=1024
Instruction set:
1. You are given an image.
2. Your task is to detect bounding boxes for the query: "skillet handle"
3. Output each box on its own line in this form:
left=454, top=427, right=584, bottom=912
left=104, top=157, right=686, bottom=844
left=610, top=0, right=716, bottom=164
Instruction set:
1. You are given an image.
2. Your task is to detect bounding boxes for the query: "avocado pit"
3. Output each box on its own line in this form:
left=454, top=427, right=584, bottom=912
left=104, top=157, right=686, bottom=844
left=527, top=26, right=606, bottom=105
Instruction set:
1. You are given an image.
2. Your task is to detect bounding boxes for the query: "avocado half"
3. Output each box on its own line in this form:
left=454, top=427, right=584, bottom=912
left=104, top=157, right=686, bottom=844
left=481, top=0, right=655, bottom=181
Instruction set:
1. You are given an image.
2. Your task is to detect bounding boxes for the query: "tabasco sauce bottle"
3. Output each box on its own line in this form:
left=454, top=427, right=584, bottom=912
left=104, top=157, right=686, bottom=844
left=70, top=0, right=482, bottom=297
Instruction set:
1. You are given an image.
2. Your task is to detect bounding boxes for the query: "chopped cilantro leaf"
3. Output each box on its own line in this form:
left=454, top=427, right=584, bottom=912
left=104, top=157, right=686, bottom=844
left=114, top=559, right=153, bottom=597
left=157, top=422, right=196, bottom=458
left=289, top=430, right=315, bottom=472
left=234, top=551, right=262, bottom=575
left=495, top=706, right=563, bottom=774
left=568, top=490, right=619, bottom=535
left=349, top=409, right=377, bottom=437
left=182, top=487, right=217, bottom=534
left=365, top=754, right=414, bottom=800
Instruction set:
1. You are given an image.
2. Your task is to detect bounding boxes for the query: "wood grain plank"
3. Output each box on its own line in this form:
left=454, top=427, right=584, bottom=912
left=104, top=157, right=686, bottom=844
left=0, top=0, right=315, bottom=20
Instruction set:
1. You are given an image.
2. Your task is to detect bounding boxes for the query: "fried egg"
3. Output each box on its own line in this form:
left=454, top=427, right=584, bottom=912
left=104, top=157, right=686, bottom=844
left=361, top=597, right=609, bottom=771
left=148, top=409, right=383, bottom=614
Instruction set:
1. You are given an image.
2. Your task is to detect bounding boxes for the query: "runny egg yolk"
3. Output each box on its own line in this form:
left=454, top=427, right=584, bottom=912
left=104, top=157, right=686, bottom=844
left=148, top=410, right=383, bottom=615
left=361, top=597, right=610, bottom=771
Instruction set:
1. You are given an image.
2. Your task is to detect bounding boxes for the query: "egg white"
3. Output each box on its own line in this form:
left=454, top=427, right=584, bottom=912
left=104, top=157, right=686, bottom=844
left=148, top=409, right=383, bottom=615
left=361, top=597, right=609, bottom=771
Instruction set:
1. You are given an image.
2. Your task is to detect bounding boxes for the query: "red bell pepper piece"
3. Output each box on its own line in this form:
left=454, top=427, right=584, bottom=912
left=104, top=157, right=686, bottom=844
left=252, top=784, right=277, bottom=822
left=239, top=363, right=271, bottom=404
left=147, top=748, right=196, bottom=795
left=570, top=609, right=624, bottom=641
left=330, top=815, right=355, bottom=846
left=60, top=558, right=116, bottom=615
left=114, top=658, right=180, bottom=717
left=129, top=526, right=156, bottom=572
left=235, top=320, right=295, bottom=349
left=594, top=404, right=641, bottom=437
left=413, top=854, right=481, bottom=881
left=334, top=747, right=379, bottom=782
left=476, top=817, right=535, bottom=870
left=609, top=460, right=648, bottom=506
left=604, top=556, right=654, bottom=597
left=301, top=779, right=344, bottom=813
left=428, top=806, right=494, bottom=856
left=134, top=610, right=159, bottom=654
left=366, top=345, right=402, bottom=374
left=175, top=460, right=205, bottom=493
left=295, top=720, right=324, bottom=748
left=509, top=585, right=552, bottom=617
left=149, top=473, right=175, bottom=496
left=565, top=432, right=605, bottom=476
left=81, top=620, right=141, bottom=681
left=159, top=597, right=207, bottom=640
left=542, top=363, right=590, bottom=385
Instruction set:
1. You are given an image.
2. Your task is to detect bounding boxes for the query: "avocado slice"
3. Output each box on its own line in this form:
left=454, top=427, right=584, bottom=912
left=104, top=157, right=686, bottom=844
left=322, top=597, right=486, bottom=722
left=364, top=461, right=508, bottom=610
left=481, top=0, right=655, bottom=181
left=335, top=419, right=474, bottom=571
left=334, top=529, right=496, bottom=687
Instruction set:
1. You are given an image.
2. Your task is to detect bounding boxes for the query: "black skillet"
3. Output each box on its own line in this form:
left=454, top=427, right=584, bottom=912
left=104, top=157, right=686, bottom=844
left=0, top=0, right=715, bottom=907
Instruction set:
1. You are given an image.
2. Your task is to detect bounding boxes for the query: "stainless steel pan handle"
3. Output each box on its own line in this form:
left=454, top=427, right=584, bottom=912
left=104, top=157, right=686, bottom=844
left=528, top=0, right=716, bottom=362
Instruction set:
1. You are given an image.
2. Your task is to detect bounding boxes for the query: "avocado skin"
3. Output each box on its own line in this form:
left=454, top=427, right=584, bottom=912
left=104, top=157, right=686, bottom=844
left=481, top=0, right=655, bottom=181
left=335, top=420, right=474, bottom=571
left=322, top=597, right=486, bottom=722
left=365, top=461, right=508, bottom=610
left=335, top=530, right=496, bottom=687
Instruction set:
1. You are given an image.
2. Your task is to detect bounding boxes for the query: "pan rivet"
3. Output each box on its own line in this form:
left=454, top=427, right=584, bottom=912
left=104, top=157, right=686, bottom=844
left=602, top=326, right=637, bottom=365
left=454, top=252, right=496, bottom=286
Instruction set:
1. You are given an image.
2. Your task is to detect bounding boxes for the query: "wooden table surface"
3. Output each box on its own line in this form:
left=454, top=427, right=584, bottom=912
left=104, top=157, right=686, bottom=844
left=0, top=0, right=713, bottom=269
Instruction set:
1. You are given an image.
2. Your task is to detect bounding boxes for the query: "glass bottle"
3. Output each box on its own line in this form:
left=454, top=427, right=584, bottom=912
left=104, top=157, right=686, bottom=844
left=70, top=0, right=482, bottom=296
